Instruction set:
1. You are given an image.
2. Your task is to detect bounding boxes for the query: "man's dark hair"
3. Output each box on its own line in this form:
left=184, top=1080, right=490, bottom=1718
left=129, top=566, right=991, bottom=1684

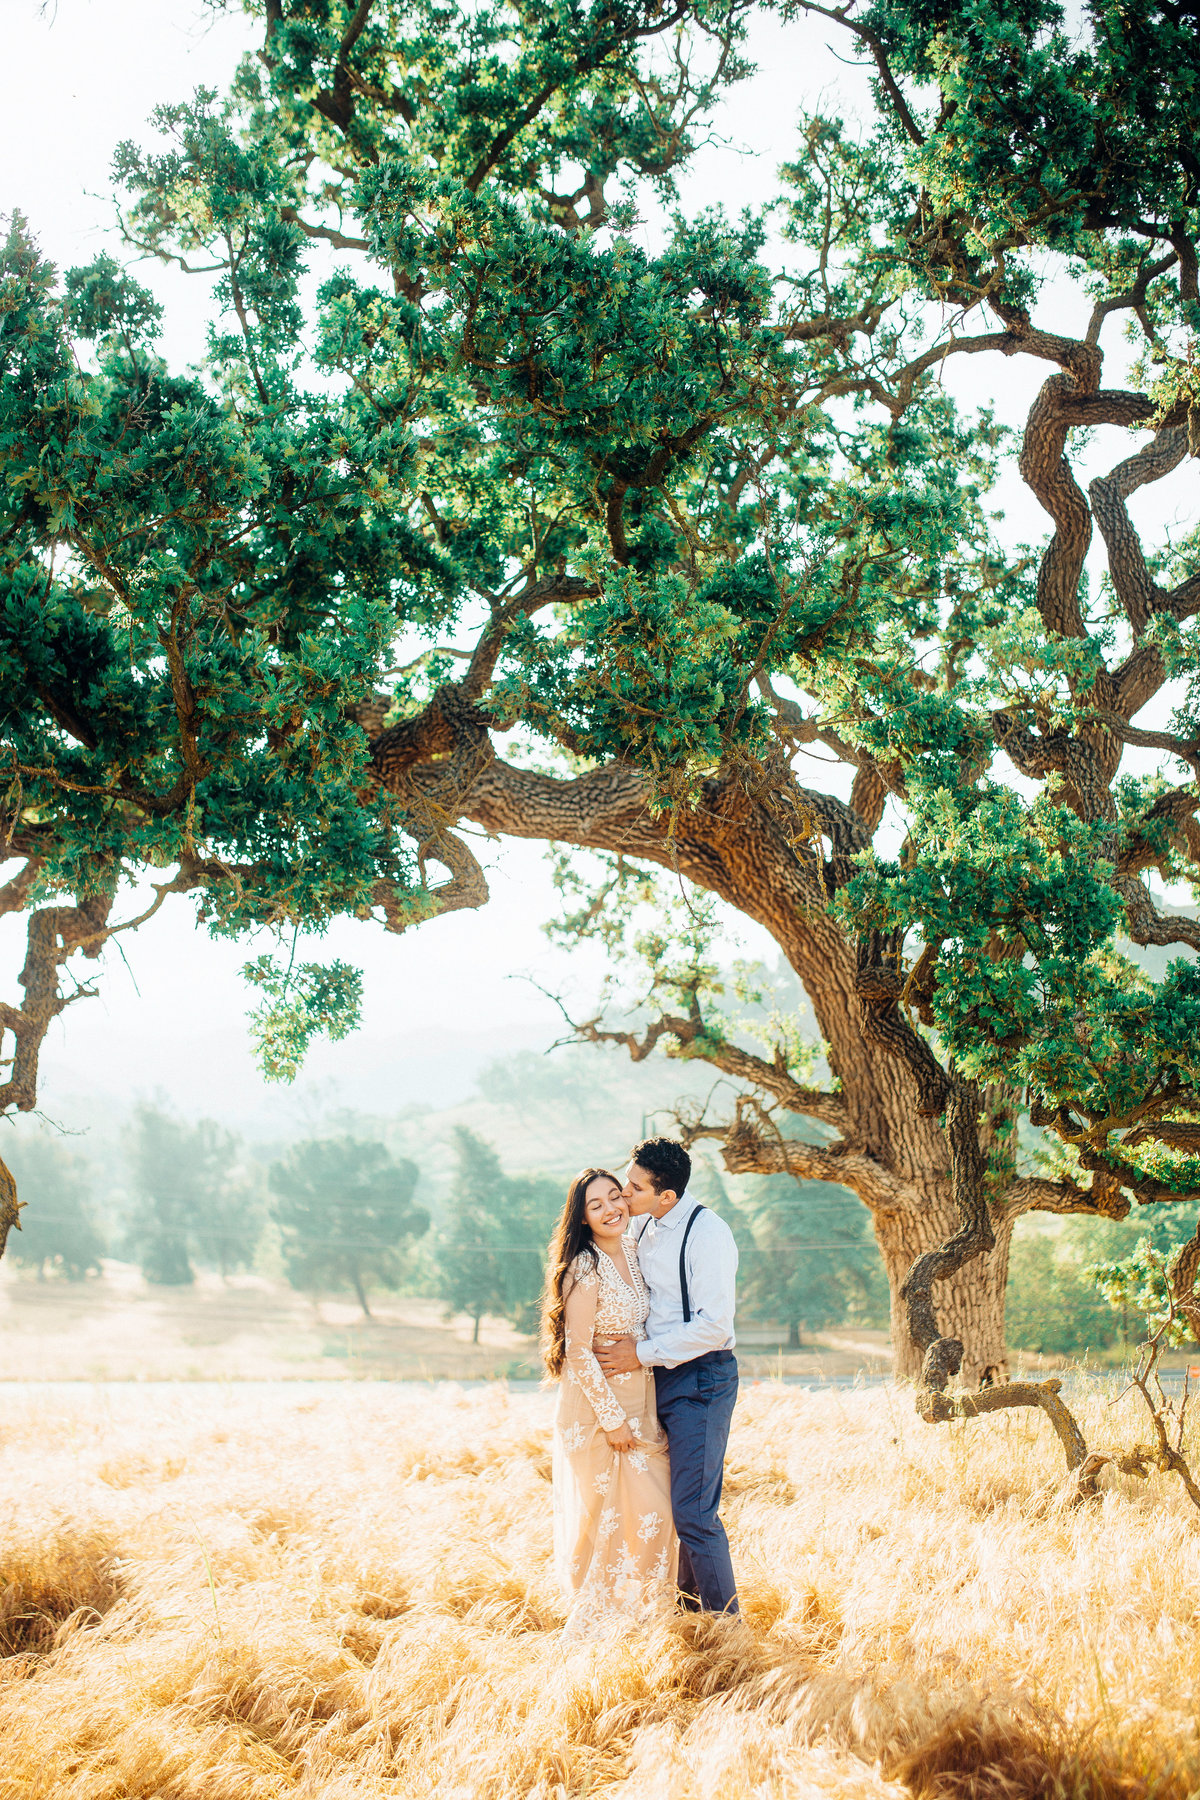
left=630, top=1136, right=691, bottom=1197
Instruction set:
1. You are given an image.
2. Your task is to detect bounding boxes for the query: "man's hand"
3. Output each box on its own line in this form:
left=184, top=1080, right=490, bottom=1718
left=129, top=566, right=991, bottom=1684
left=594, top=1335, right=641, bottom=1375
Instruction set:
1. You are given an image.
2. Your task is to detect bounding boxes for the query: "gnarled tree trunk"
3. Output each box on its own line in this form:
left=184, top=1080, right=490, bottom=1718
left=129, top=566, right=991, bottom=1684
left=872, top=1188, right=1014, bottom=1386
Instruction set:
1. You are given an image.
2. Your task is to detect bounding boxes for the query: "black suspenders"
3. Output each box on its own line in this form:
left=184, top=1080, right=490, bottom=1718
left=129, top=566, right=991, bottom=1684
left=678, top=1204, right=705, bottom=1322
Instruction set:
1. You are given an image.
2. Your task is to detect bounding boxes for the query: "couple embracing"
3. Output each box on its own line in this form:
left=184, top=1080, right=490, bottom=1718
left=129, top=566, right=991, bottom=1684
left=541, top=1136, right=739, bottom=1642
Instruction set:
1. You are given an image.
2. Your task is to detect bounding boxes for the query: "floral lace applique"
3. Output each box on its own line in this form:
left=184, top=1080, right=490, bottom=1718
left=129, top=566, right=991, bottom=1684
left=561, top=1244, right=650, bottom=1432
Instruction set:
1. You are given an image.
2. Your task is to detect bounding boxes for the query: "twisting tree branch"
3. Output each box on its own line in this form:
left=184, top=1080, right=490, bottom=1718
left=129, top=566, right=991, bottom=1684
left=562, top=991, right=849, bottom=1130
left=0, top=892, right=115, bottom=1118
left=681, top=1089, right=916, bottom=1212
left=1081, top=1228, right=1200, bottom=1511
left=0, top=886, right=115, bottom=1258
left=900, top=1084, right=993, bottom=1394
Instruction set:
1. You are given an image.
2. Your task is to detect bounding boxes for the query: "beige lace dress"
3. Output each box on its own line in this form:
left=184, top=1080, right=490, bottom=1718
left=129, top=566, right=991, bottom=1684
left=553, top=1243, right=678, bottom=1642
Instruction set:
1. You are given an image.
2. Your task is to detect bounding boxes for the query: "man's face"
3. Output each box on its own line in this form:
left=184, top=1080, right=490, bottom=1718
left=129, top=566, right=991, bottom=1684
left=623, top=1161, right=674, bottom=1216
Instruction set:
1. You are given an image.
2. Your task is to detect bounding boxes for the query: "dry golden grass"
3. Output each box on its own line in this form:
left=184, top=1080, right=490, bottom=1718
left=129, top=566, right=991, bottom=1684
left=0, top=1380, right=1196, bottom=1798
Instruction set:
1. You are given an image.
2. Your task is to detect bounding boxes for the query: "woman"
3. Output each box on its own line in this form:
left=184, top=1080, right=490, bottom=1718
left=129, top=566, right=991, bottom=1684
left=542, top=1167, right=678, bottom=1641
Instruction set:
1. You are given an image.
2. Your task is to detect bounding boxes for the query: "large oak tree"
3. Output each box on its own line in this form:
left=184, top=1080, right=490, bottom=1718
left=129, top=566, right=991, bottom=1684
left=3, top=0, right=1200, bottom=1411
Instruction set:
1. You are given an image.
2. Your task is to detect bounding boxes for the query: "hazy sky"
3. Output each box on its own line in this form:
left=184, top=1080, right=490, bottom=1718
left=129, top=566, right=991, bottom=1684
left=3, top=2, right=1190, bottom=1137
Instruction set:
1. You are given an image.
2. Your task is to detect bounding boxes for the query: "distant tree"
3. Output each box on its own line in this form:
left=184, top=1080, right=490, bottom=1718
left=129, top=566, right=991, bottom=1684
left=4, top=1135, right=104, bottom=1280
left=433, top=1128, right=561, bottom=1341
left=1006, top=1233, right=1122, bottom=1359
left=270, top=1137, right=427, bottom=1318
left=433, top=1137, right=502, bottom=1344
left=190, top=1147, right=265, bottom=1280
left=125, top=1105, right=259, bottom=1285
left=125, top=1107, right=194, bottom=1285
left=738, top=1174, right=887, bottom=1347
left=1004, top=1207, right=1200, bottom=1358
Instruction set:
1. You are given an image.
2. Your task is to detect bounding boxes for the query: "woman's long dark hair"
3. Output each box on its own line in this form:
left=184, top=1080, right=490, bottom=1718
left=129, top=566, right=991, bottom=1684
left=541, top=1167, right=620, bottom=1378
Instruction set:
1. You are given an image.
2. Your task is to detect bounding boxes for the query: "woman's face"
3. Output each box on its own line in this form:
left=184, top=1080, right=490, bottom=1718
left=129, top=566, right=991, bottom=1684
left=583, top=1176, right=628, bottom=1241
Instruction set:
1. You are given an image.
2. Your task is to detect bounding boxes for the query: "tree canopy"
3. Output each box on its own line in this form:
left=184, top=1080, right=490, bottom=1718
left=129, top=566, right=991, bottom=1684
left=123, top=1103, right=255, bottom=1284
left=270, top=1134, right=427, bottom=1314
left=3, top=1133, right=104, bottom=1280
left=3, top=0, right=1200, bottom=1421
left=432, top=1126, right=561, bottom=1338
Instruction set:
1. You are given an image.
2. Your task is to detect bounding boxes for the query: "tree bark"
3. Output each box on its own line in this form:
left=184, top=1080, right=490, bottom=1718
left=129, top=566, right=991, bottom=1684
left=873, top=1187, right=1014, bottom=1386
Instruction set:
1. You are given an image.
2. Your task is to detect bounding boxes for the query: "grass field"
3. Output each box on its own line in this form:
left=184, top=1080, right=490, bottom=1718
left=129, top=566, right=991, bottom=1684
left=0, top=1380, right=1196, bottom=1797
left=0, top=1264, right=896, bottom=1382
left=0, top=1265, right=540, bottom=1382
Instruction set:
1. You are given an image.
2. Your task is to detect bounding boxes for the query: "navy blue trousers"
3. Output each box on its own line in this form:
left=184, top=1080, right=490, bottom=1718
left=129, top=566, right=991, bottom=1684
left=654, top=1350, right=739, bottom=1615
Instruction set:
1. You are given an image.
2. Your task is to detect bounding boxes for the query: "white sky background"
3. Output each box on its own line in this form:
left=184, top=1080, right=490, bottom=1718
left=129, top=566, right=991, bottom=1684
left=1, top=0, right=1192, bottom=1138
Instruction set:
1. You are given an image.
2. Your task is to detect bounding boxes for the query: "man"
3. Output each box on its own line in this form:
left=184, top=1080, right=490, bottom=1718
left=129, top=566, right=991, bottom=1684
left=594, top=1136, right=740, bottom=1616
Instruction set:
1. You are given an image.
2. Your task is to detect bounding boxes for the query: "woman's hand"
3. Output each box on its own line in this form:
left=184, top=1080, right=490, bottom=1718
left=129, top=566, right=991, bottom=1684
left=605, top=1421, right=635, bottom=1452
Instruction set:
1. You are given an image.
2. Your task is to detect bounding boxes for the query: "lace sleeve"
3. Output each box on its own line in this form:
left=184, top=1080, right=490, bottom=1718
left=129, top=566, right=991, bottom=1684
left=562, top=1257, right=627, bottom=1432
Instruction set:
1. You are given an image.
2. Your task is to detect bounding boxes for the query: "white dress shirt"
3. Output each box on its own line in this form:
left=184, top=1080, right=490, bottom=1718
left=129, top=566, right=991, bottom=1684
left=632, top=1192, right=738, bottom=1370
